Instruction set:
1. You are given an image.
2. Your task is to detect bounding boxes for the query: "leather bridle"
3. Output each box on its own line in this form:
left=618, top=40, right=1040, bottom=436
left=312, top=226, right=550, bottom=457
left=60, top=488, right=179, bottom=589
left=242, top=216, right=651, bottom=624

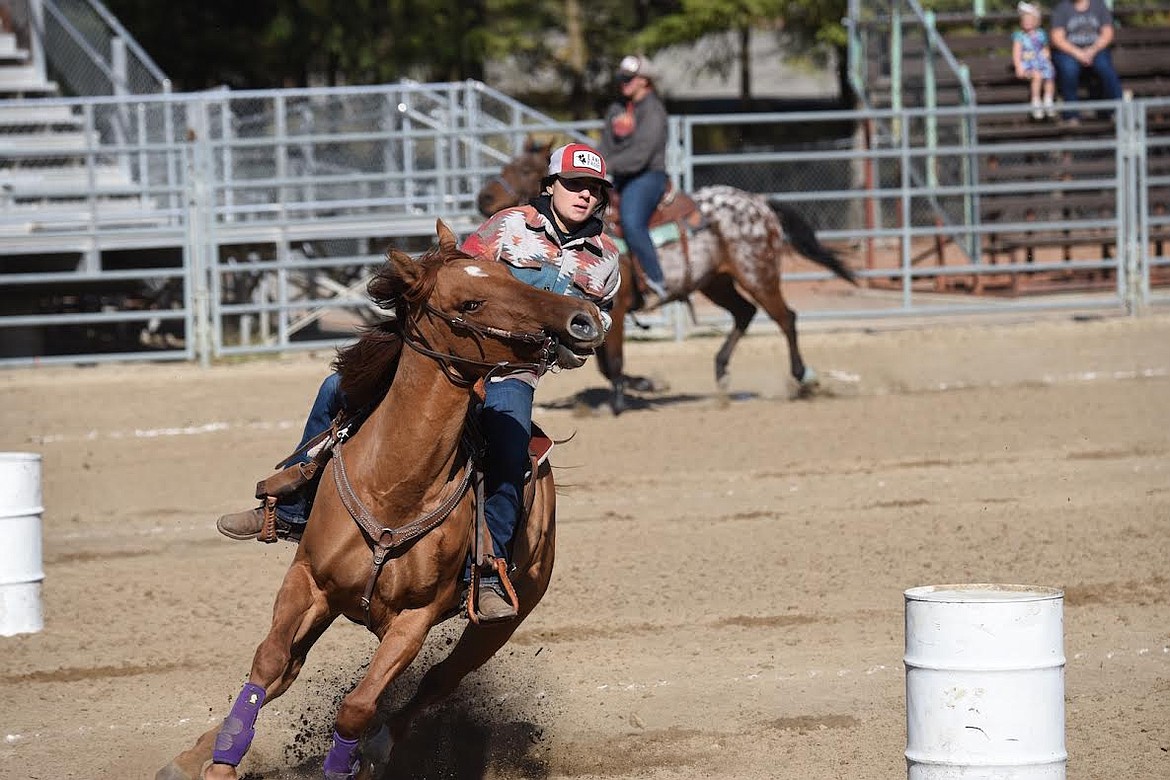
left=397, top=301, right=557, bottom=386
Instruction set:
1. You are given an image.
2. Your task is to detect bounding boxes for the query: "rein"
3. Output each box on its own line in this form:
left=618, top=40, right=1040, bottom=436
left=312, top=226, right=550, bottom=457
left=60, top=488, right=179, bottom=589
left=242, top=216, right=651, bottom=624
left=397, top=302, right=555, bottom=385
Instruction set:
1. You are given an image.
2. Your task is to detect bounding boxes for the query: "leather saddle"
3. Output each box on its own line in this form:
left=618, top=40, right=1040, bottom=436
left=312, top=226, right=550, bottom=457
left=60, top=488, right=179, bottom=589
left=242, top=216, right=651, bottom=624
left=606, top=183, right=705, bottom=303
left=251, top=389, right=555, bottom=625
left=606, top=182, right=704, bottom=240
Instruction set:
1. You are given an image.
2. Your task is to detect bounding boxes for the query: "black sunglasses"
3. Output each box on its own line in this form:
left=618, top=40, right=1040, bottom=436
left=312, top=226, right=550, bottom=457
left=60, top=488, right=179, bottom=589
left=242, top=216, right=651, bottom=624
left=617, top=73, right=637, bottom=84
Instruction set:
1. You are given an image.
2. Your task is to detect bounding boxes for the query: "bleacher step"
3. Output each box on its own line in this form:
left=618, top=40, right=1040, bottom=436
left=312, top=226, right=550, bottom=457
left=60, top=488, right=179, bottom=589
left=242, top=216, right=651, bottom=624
left=0, top=32, right=25, bottom=61
left=0, top=103, right=82, bottom=128
left=0, top=130, right=100, bottom=153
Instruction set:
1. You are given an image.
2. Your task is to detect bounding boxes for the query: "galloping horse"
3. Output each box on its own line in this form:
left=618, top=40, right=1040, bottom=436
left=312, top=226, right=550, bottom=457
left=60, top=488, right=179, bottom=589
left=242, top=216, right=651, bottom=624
left=157, top=221, right=604, bottom=780
left=477, top=138, right=857, bottom=414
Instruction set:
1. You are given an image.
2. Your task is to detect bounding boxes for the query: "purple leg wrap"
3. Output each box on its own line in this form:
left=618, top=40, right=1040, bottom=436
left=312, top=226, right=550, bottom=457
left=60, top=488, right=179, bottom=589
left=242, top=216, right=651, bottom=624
left=212, top=682, right=267, bottom=766
left=322, top=731, right=361, bottom=778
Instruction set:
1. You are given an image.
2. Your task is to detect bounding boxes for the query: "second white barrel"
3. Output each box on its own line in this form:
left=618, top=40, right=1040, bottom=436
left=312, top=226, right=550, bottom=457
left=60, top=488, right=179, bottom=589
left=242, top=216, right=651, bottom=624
left=904, top=584, right=1065, bottom=780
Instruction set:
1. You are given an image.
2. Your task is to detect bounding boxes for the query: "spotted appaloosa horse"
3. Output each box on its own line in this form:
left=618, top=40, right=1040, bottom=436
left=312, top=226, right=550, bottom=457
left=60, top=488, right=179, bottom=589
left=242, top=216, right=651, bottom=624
left=156, top=221, right=604, bottom=780
left=477, top=139, right=858, bottom=414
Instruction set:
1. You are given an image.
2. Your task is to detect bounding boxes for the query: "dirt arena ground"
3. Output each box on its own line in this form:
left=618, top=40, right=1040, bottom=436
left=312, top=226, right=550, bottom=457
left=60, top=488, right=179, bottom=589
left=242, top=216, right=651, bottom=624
left=1, top=309, right=1168, bottom=780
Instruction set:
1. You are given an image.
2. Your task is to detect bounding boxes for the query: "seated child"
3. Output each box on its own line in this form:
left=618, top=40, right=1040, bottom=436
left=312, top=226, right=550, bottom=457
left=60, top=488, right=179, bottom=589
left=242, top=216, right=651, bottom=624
left=1013, top=2, right=1056, bottom=119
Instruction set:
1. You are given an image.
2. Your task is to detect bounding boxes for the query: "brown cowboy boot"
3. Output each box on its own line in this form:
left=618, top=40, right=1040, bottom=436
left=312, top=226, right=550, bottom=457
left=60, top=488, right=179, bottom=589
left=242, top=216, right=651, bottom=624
left=476, top=580, right=518, bottom=621
left=217, top=505, right=304, bottom=543
left=216, top=507, right=266, bottom=540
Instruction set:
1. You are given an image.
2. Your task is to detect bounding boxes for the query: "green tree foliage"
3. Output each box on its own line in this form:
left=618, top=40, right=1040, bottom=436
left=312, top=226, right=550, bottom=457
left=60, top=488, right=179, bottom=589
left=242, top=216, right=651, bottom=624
left=102, top=0, right=844, bottom=103
left=631, top=0, right=848, bottom=102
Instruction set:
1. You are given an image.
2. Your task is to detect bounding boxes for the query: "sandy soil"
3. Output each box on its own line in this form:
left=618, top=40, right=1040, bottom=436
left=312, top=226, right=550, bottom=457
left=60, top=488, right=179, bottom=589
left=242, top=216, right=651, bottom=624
left=1, top=310, right=1168, bottom=780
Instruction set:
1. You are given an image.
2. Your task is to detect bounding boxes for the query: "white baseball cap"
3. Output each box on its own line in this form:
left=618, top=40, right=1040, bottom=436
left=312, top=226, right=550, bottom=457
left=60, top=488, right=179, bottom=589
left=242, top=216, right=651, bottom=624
left=618, top=54, right=656, bottom=82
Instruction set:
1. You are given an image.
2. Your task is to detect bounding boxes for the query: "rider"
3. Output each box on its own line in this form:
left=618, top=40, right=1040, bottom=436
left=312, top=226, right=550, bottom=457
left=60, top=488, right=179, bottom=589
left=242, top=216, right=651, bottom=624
left=216, top=142, right=621, bottom=621
left=599, top=54, right=670, bottom=310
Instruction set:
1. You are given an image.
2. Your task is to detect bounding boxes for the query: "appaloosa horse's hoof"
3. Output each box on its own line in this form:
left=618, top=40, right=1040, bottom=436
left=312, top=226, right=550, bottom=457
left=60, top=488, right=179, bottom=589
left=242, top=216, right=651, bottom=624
left=795, top=366, right=820, bottom=399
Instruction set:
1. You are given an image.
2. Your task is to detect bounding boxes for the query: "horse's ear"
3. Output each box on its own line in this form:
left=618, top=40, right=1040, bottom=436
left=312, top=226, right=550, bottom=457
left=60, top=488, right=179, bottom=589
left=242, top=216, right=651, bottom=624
left=369, top=248, right=419, bottom=304
left=435, top=219, right=458, bottom=252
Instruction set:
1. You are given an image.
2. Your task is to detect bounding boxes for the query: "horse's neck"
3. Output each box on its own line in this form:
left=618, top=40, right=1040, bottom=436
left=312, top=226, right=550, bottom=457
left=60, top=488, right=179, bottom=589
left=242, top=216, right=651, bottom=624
left=345, top=351, right=470, bottom=512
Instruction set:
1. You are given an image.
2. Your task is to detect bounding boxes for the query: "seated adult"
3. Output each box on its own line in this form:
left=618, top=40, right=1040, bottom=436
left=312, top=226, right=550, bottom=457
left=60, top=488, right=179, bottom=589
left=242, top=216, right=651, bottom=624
left=1049, top=0, right=1123, bottom=123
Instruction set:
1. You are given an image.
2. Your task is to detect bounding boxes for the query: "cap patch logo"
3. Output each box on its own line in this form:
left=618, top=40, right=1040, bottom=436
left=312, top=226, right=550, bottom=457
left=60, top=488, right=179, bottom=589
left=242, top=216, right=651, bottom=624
left=572, top=149, right=602, bottom=174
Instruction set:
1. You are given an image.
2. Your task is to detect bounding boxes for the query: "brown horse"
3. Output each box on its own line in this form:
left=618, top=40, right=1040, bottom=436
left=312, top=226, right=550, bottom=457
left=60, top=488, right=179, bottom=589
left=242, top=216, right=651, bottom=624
left=477, top=138, right=858, bottom=414
left=157, top=221, right=604, bottom=780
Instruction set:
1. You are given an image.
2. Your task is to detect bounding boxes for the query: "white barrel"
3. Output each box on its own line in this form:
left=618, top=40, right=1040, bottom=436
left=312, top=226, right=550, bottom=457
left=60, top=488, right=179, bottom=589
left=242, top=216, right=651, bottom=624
left=904, top=584, right=1065, bottom=780
left=0, top=452, right=44, bottom=636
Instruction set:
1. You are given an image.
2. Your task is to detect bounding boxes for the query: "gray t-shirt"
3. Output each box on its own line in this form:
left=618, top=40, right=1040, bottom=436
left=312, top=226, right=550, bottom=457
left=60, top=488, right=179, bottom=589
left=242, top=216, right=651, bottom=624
left=1051, top=0, right=1114, bottom=49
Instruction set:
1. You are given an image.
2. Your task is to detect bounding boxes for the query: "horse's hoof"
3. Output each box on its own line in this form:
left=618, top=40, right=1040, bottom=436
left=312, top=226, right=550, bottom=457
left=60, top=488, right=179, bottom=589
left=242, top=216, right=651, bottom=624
left=364, top=723, right=395, bottom=768
left=155, top=762, right=193, bottom=780
left=201, top=760, right=237, bottom=780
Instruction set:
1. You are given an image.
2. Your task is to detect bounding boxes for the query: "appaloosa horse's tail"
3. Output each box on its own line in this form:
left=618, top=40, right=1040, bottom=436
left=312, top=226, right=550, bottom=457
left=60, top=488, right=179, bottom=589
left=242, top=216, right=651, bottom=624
left=769, top=202, right=858, bottom=287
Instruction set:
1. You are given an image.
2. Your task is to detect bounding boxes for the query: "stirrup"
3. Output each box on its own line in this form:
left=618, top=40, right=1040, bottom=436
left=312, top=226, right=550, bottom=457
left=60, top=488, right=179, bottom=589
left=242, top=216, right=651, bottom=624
left=256, top=496, right=304, bottom=544
left=467, top=558, right=520, bottom=624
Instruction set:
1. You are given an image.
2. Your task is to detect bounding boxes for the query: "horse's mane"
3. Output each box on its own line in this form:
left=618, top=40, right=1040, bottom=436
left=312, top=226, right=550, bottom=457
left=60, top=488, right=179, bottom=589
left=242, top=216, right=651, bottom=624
left=332, top=246, right=446, bottom=412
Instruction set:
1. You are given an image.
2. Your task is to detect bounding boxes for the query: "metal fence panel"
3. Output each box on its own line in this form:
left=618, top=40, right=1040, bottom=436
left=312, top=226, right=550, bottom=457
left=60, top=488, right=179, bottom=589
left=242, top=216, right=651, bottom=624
left=0, top=84, right=1166, bottom=367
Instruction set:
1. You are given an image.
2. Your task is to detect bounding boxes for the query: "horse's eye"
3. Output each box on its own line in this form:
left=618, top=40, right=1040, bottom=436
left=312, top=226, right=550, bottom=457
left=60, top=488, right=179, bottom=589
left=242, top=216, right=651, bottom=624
left=460, top=300, right=484, bottom=314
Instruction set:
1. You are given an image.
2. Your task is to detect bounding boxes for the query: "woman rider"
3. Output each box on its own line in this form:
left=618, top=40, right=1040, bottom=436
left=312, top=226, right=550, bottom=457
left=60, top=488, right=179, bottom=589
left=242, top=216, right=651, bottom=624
left=215, top=142, right=620, bottom=621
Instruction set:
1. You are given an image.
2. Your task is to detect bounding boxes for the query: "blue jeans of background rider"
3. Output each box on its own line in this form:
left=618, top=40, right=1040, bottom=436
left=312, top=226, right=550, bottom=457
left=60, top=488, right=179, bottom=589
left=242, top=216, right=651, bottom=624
left=614, top=170, right=668, bottom=286
left=1052, top=49, right=1122, bottom=119
left=480, top=378, right=534, bottom=562
left=278, top=372, right=345, bottom=525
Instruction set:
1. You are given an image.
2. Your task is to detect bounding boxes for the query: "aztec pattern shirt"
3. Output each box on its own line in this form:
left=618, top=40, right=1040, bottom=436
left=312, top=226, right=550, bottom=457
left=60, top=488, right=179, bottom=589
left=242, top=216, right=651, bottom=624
left=461, top=201, right=621, bottom=385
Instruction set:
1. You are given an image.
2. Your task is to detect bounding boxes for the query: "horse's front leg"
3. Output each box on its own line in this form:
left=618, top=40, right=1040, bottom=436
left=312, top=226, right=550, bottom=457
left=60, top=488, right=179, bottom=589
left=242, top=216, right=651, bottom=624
left=598, top=314, right=629, bottom=415
left=321, top=608, right=440, bottom=779
left=698, top=274, right=757, bottom=395
left=156, top=560, right=335, bottom=780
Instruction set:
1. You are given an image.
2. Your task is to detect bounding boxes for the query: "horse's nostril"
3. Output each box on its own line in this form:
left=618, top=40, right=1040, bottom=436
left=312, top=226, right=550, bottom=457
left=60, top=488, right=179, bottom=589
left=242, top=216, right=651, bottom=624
left=568, top=313, right=599, bottom=342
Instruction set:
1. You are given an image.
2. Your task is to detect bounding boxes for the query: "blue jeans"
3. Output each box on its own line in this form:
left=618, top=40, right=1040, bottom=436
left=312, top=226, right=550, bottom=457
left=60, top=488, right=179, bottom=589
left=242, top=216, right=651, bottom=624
left=278, top=373, right=532, bottom=565
left=615, top=170, right=668, bottom=287
left=277, top=373, right=345, bottom=525
left=479, top=378, right=534, bottom=562
left=1052, top=49, right=1122, bottom=119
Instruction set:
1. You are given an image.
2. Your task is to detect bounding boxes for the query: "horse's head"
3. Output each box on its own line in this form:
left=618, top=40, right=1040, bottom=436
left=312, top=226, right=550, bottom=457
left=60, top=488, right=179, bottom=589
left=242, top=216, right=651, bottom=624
left=372, top=220, right=604, bottom=382
left=476, top=136, right=553, bottom=217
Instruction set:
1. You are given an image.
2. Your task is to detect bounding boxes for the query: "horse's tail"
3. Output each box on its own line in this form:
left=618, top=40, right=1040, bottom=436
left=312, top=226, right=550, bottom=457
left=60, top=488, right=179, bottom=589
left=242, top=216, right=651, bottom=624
left=769, top=202, right=858, bottom=287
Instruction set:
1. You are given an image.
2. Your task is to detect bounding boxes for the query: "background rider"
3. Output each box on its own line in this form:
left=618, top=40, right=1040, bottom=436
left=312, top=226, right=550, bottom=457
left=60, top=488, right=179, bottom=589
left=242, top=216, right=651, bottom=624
left=598, top=54, right=670, bottom=309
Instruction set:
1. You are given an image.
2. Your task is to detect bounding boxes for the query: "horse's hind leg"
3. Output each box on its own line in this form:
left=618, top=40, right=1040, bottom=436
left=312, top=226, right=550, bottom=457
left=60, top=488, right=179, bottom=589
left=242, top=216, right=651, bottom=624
left=376, top=571, right=546, bottom=764
left=157, top=560, right=335, bottom=780
left=742, top=278, right=816, bottom=395
left=699, top=273, right=758, bottom=393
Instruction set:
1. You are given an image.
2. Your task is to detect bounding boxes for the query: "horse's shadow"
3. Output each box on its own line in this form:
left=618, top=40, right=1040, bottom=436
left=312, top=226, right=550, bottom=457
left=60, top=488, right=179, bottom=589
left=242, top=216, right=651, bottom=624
left=259, top=712, right=548, bottom=780
left=254, top=632, right=553, bottom=780
left=539, top=380, right=768, bottom=416
left=369, top=710, right=549, bottom=780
